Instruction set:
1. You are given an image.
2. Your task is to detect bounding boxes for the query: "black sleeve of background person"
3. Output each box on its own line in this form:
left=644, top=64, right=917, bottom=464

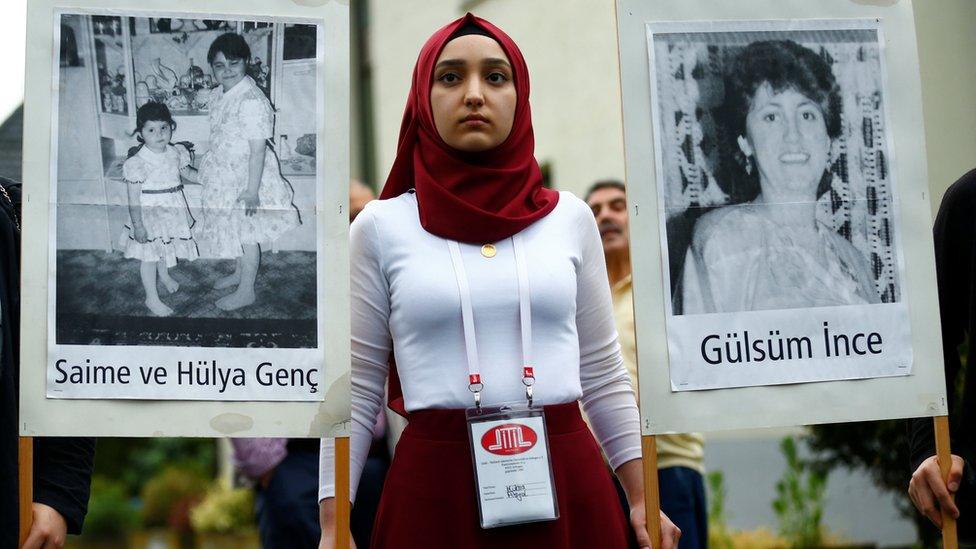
left=33, top=437, right=96, bottom=534
left=909, top=169, right=976, bottom=472
left=0, top=178, right=95, bottom=535
left=0, top=180, right=22, bottom=546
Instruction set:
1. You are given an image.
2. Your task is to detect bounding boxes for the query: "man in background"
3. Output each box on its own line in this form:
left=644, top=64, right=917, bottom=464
left=907, top=169, right=974, bottom=542
left=349, top=180, right=374, bottom=222
left=586, top=179, right=708, bottom=548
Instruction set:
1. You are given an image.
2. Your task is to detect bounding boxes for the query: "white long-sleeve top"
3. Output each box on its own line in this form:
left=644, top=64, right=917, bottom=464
left=319, top=191, right=641, bottom=501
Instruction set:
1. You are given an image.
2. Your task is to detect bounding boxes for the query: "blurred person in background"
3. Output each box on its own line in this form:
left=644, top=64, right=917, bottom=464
left=349, top=180, right=374, bottom=222
left=231, top=437, right=321, bottom=548
left=586, top=179, right=708, bottom=548
left=908, top=169, right=975, bottom=543
left=0, top=177, right=95, bottom=549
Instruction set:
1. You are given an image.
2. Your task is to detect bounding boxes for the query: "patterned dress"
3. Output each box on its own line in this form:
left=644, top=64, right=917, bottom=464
left=680, top=203, right=880, bottom=314
left=196, top=76, right=300, bottom=258
left=120, top=144, right=199, bottom=268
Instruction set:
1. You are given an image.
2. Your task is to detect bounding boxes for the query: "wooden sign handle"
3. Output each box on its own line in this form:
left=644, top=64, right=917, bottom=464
left=19, top=437, right=33, bottom=546
left=934, top=415, right=958, bottom=549
left=335, top=436, right=351, bottom=548
left=642, top=435, right=662, bottom=546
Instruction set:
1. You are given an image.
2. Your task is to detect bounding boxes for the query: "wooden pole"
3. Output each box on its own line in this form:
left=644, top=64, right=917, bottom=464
left=19, top=437, right=33, bottom=546
left=335, top=436, right=351, bottom=548
left=934, top=416, right=958, bottom=549
left=642, top=435, right=662, bottom=546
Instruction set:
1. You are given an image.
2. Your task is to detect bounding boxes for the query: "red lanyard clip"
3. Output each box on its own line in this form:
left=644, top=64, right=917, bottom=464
left=522, top=367, right=535, bottom=407
left=469, top=374, right=484, bottom=410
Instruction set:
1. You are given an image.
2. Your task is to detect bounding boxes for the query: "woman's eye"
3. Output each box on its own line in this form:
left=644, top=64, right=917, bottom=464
left=762, top=112, right=778, bottom=122
left=801, top=110, right=819, bottom=121
left=487, top=72, right=508, bottom=84
left=438, top=72, right=460, bottom=84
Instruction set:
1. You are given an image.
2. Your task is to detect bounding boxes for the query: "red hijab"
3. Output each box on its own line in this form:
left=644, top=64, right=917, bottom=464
left=379, top=13, right=559, bottom=243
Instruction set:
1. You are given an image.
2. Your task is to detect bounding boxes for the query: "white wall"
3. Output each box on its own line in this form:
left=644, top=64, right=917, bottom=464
left=913, top=0, right=976, bottom=212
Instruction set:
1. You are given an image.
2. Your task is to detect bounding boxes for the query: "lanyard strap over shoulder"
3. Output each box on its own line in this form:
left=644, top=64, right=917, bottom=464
left=447, top=237, right=535, bottom=410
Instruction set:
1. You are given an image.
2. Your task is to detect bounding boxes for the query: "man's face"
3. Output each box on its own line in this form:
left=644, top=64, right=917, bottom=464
left=587, top=186, right=629, bottom=254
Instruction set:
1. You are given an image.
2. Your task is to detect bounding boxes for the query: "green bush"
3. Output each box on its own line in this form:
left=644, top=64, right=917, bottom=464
left=189, top=484, right=255, bottom=534
left=140, top=467, right=209, bottom=533
left=93, top=438, right=216, bottom=498
left=772, top=437, right=827, bottom=548
left=81, top=477, right=139, bottom=539
left=706, top=470, right=735, bottom=549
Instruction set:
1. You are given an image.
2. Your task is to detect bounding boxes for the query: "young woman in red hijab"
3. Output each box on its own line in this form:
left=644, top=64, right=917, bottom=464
left=320, top=14, right=680, bottom=548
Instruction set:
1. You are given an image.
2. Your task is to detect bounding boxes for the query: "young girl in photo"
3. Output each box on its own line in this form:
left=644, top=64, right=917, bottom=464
left=121, top=102, right=199, bottom=317
left=197, top=32, right=300, bottom=311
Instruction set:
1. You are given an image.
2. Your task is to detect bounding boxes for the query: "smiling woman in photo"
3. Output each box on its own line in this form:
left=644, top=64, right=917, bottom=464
left=680, top=39, right=880, bottom=314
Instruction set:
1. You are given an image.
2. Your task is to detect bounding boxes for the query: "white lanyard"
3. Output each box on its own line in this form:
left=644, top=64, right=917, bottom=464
left=447, top=235, right=536, bottom=410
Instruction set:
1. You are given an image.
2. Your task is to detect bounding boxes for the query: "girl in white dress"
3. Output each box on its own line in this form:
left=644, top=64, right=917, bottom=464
left=120, top=102, right=199, bottom=317
left=196, top=32, right=300, bottom=311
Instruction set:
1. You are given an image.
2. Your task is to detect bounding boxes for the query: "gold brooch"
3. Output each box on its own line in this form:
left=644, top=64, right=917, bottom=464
left=481, top=244, right=496, bottom=258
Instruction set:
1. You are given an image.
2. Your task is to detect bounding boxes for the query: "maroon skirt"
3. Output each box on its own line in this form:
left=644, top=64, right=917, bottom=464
left=371, top=402, right=636, bottom=549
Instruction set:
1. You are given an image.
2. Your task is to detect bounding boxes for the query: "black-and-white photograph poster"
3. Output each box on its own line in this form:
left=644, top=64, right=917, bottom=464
left=647, top=19, right=913, bottom=391
left=48, top=10, right=326, bottom=400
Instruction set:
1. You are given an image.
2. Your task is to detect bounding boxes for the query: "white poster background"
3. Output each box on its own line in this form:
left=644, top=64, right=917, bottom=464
left=617, top=0, right=948, bottom=434
left=21, top=0, right=350, bottom=437
left=668, top=304, right=912, bottom=391
left=644, top=19, right=913, bottom=391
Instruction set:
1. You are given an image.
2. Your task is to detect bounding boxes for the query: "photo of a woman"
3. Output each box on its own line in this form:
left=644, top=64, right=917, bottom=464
left=319, top=13, right=679, bottom=549
left=642, top=21, right=913, bottom=392
left=680, top=40, right=881, bottom=314
left=649, top=26, right=901, bottom=317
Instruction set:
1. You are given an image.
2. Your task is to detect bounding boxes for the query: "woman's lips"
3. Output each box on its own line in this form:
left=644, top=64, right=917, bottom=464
left=461, top=114, right=489, bottom=127
left=779, top=152, right=810, bottom=164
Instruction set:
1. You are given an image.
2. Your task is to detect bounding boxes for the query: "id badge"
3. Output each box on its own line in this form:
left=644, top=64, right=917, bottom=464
left=466, top=403, right=559, bottom=528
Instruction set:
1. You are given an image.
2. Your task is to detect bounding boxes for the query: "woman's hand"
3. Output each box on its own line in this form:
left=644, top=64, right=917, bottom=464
left=133, top=223, right=149, bottom=243
left=318, top=497, right=356, bottom=549
left=237, top=188, right=260, bottom=216
left=615, top=458, right=681, bottom=548
left=627, top=495, right=681, bottom=549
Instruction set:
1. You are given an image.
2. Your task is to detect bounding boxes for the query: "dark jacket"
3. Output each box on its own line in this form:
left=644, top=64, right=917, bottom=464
left=0, top=178, right=96, bottom=547
left=909, top=169, right=976, bottom=541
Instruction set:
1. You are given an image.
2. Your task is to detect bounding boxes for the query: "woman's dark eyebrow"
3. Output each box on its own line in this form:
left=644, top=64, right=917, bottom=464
left=483, top=58, right=512, bottom=69
left=435, top=59, right=466, bottom=70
